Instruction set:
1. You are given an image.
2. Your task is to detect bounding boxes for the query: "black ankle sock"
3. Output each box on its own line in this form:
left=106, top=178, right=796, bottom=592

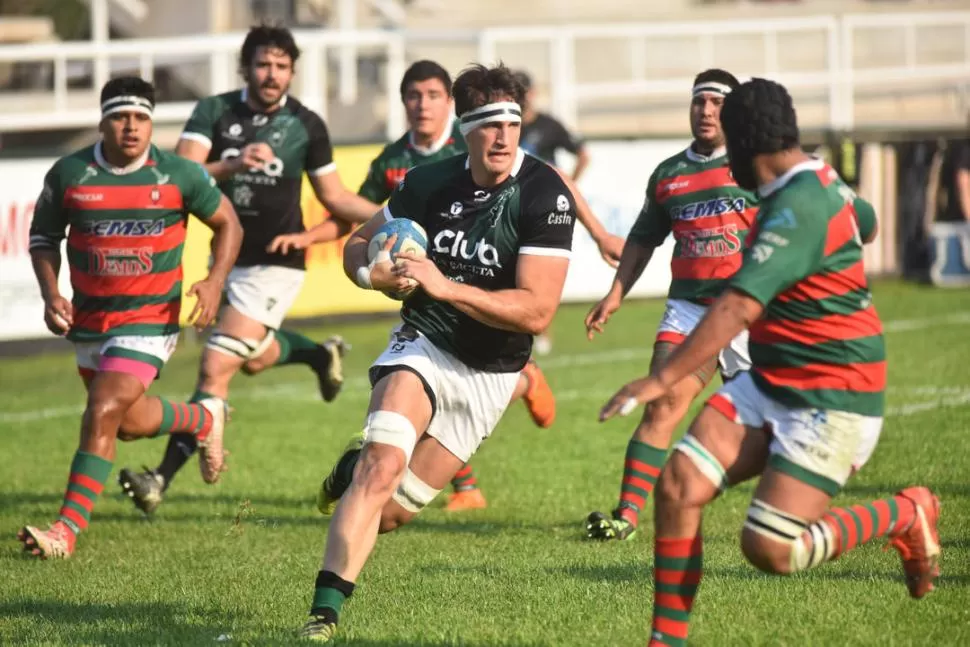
left=156, top=434, right=198, bottom=489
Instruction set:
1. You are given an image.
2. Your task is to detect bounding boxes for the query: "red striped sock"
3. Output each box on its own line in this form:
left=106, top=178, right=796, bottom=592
left=616, top=439, right=667, bottom=526
left=797, top=496, right=914, bottom=569
left=157, top=399, right=213, bottom=439
left=649, top=536, right=702, bottom=647
left=57, top=451, right=113, bottom=536
left=450, top=463, right=479, bottom=492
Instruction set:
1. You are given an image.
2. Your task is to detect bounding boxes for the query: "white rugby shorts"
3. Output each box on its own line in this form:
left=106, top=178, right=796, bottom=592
left=225, top=264, right=305, bottom=329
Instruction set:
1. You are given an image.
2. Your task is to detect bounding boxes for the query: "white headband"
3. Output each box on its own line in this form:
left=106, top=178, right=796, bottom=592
left=101, top=95, right=154, bottom=118
left=692, top=82, right=733, bottom=98
left=459, top=101, right=522, bottom=135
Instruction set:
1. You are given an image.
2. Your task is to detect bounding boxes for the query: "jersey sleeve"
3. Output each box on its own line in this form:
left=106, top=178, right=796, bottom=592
left=180, top=96, right=219, bottom=150
left=358, top=155, right=391, bottom=204
left=28, top=164, right=68, bottom=252
left=384, top=168, right=427, bottom=226
left=627, top=172, right=670, bottom=247
left=729, top=203, right=825, bottom=305
left=518, top=172, right=576, bottom=258
left=852, top=196, right=877, bottom=243
left=550, top=118, right=584, bottom=155
left=304, top=112, right=336, bottom=177
left=180, top=160, right=223, bottom=221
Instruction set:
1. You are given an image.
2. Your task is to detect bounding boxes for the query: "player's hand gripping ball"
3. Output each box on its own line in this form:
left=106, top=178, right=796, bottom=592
left=367, top=218, right=429, bottom=300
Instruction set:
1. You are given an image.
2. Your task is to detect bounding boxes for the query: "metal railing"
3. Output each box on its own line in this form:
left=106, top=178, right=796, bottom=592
left=0, top=10, right=967, bottom=136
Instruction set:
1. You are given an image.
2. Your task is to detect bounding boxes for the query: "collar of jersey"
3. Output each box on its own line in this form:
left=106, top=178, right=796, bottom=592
left=94, top=140, right=150, bottom=175
left=409, top=115, right=455, bottom=156
left=240, top=87, right=288, bottom=112
left=685, top=144, right=726, bottom=163
left=758, top=157, right=825, bottom=198
left=464, top=147, right=526, bottom=179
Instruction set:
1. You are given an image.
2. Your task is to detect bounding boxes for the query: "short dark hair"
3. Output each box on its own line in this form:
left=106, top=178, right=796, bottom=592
left=720, top=77, right=800, bottom=155
left=100, top=76, right=155, bottom=108
left=400, top=60, right=452, bottom=101
left=452, top=63, right=525, bottom=117
left=692, top=68, right=740, bottom=91
left=240, top=24, right=300, bottom=69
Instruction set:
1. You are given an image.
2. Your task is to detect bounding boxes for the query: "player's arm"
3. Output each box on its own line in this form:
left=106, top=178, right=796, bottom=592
left=28, top=167, right=73, bottom=335
left=304, top=112, right=381, bottom=225
left=395, top=176, right=576, bottom=335
left=955, top=142, right=970, bottom=222
left=551, top=166, right=623, bottom=267
left=182, top=164, right=243, bottom=329
left=600, top=204, right=823, bottom=420
left=586, top=175, right=666, bottom=338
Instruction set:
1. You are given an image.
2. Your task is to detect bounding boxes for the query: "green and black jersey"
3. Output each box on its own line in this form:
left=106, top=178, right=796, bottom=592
left=385, top=150, right=576, bottom=372
left=181, top=88, right=335, bottom=269
left=359, top=119, right=465, bottom=204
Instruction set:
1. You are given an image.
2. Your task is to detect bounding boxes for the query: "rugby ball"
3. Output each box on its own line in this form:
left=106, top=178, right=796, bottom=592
left=367, top=218, right=429, bottom=300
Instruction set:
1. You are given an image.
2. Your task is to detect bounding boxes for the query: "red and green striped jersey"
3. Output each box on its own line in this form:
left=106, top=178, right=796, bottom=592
left=730, top=158, right=885, bottom=416
left=358, top=119, right=465, bottom=203
left=628, top=147, right=759, bottom=303
left=29, top=143, right=223, bottom=342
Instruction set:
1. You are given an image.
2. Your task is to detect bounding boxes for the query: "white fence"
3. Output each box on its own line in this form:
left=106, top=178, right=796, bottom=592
left=0, top=10, right=968, bottom=136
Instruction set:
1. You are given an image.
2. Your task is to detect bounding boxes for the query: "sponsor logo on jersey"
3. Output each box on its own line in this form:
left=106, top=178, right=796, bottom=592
left=433, top=229, right=501, bottom=268
left=547, top=212, right=572, bottom=225
left=149, top=168, right=170, bottom=185
left=678, top=224, right=742, bottom=258
left=233, top=184, right=255, bottom=208
left=89, top=246, right=153, bottom=276
left=71, top=192, right=104, bottom=203
left=220, top=148, right=284, bottom=179
left=473, top=190, right=491, bottom=202
left=670, top=197, right=747, bottom=221
left=81, top=219, right=166, bottom=237
left=449, top=202, right=463, bottom=217
left=556, top=194, right=569, bottom=212
left=384, top=168, right=407, bottom=190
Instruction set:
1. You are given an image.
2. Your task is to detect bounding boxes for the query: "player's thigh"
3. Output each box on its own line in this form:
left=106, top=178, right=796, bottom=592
left=662, top=372, right=775, bottom=504
left=85, top=370, right=148, bottom=423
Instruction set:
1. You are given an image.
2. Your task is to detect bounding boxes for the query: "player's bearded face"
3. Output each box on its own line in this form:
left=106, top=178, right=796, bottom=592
left=404, top=78, right=452, bottom=138
left=245, top=47, right=293, bottom=109
left=689, top=92, right=726, bottom=148
left=101, top=111, right=152, bottom=162
left=468, top=120, right=521, bottom=179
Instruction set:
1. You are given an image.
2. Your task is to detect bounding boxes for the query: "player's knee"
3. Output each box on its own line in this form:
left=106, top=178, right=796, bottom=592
left=384, top=468, right=441, bottom=531
left=84, top=394, right=128, bottom=428
left=741, top=499, right=807, bottom=575
left=355, top=446, right=407, bottom=499
left=241, top=356, right=269, bottom=375
left=740, top=527, right=793, bottom=574
left=116, top=428, right=138, bottom=442
left=655, top=453, right=709, bottom=510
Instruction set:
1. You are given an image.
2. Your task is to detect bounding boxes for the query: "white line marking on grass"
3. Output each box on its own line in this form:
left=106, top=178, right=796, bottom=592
left=2, top=311, right=969, bottom=423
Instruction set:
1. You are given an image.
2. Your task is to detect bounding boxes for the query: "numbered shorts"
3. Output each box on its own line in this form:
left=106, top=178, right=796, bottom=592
left=225, top=265, right=305, bottom=329
left=655, top=298, right=751, bottom=382
left=368, top=324, right=520, bottom=463
left=705, top=371, right=883, bottom=495
left=75, top=333, right=179, bottom=389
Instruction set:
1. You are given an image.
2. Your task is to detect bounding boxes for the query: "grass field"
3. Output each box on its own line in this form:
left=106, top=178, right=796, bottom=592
left=1, top=279, right=968, bottom=646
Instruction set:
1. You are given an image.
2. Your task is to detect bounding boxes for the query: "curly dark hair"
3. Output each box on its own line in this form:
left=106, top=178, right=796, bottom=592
left=452, top=63, right=525, bottom=117
left=100, top=76, right=155, bottom=108
left=240, top=24, right=301, bottom=69
left=720, top=77, right=800, bottom=156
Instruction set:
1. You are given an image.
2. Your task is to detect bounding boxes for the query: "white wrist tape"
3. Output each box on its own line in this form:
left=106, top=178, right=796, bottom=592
left=355, top=265, right=373, bottom=289
left=355, top=250, right=392, bottom=290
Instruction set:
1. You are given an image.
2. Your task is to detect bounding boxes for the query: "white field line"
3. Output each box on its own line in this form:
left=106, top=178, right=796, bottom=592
left=1, top=311, right=968, bottom=424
